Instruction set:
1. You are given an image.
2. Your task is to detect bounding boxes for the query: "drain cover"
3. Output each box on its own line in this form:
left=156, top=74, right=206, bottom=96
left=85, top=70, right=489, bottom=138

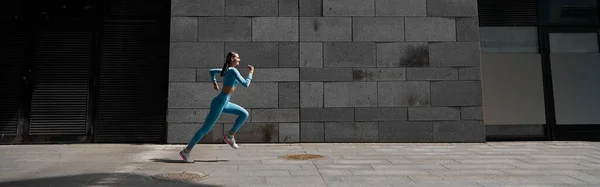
left=280, top=154, right=326, bottom=160
left=152, top=171, right=210, bottom=182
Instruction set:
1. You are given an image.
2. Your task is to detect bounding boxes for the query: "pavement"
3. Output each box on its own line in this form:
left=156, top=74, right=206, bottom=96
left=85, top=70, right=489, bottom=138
left=1, top=142, right=600, bottom=187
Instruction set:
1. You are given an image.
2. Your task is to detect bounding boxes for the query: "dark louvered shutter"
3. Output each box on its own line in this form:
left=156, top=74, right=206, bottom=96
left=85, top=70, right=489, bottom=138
left=29, top=31, right=92, bottom=135
left=0, top=26, right=25, bottom=136
left=478, top=0, right=538, bottom=26
left=95, top=0, right=168, bottom=143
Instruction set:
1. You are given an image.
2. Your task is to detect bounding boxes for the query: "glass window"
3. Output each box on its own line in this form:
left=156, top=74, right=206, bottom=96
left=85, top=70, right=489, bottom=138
left=540, top=0, right=598, bottom=25
left=480, top=27, right=539, bottom=53
left=481, top=54, right=547, bottom=125
left=551, top=54, right=600, bottom=124
left=550, top=33, right=599, bottom=53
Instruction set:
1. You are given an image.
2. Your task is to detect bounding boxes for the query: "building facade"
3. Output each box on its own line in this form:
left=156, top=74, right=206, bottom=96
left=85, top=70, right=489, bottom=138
left=1, top=0, right=598, bottom=144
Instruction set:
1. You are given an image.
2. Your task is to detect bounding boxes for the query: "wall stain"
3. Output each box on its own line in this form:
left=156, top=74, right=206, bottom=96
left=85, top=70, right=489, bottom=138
left=313, top=20, right=320, bottom=31
left=408, top=96, right=417, bottom=106
left=262, top=124, right=274, bottom=142
left=407, top=94, right=430, bottom=106
left=401, top=46, right=429, bottom=67
left=353, top=69, right=375, bottom=81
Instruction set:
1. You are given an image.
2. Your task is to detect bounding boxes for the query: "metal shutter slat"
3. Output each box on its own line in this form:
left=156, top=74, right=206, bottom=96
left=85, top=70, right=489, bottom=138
left=28, top=31, right=91, bottom=135
left=94, top=0, right=167, bottom=143
left=0, top=28, right=25, bottom=135
left=478, top=0, right=538, bottom=26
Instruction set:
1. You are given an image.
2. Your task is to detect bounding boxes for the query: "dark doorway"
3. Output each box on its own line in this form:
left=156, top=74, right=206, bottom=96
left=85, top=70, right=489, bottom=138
left=0, top=0, right=169, bottom=144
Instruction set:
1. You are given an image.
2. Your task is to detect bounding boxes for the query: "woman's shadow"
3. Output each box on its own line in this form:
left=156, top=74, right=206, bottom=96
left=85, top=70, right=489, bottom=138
left=150, top=158, right=229, bottom=164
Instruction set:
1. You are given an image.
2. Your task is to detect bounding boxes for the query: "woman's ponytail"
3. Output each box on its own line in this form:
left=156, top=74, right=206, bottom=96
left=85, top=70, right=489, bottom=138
left=221, top=52, right=235, bottom=77
left=220, top=61, right=228, bottom=77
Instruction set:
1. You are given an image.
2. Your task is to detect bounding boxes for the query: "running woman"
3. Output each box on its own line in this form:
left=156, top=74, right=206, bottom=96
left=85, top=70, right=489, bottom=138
left=179, top=52, right=254, bottom=163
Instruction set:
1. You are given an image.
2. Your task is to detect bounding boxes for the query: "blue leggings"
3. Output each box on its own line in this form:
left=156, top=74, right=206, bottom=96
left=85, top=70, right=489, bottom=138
left=187, top=92, right=248, bottom=149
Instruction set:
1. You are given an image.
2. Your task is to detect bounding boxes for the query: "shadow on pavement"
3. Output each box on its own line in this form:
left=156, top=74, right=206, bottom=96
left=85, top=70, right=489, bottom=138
left=151, top=158, right=230, bottom=163
left=0, top=173, right=223, bottom=187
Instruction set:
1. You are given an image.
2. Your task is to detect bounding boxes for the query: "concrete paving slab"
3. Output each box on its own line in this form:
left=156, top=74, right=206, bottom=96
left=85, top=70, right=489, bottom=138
left=1, top=142, right=600, bottom=186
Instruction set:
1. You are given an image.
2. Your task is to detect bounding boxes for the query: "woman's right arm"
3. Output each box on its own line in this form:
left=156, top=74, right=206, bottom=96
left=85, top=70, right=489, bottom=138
left=209, top=68, right=221, bottom=90
left=209, top=68, right=221, bottom=82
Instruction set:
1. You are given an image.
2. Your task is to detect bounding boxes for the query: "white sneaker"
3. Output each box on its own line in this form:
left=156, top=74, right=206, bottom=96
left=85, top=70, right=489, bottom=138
left=179, top=149, right=193, bottom=163
left=223, top=134, right=239, bottom=149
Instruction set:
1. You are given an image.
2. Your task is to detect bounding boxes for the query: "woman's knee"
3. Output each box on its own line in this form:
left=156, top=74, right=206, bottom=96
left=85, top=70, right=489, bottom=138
left=240, top=109, right=249, bottom=118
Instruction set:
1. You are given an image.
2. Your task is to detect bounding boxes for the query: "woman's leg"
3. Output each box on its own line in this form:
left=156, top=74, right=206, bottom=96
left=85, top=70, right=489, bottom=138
left=222, top=102, right=249, bottom=135
left=186, top=96, right=228, bottom=150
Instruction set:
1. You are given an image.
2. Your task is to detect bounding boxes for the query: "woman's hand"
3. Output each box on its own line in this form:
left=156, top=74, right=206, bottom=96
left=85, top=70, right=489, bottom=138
left=248, top=65, right=254, bottom=74
left=212, top=81, right=219, bottom=90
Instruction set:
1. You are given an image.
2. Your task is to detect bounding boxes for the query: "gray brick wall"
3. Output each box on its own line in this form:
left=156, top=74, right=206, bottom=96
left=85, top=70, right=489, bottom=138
left=168, top=0, right=483, bottom=143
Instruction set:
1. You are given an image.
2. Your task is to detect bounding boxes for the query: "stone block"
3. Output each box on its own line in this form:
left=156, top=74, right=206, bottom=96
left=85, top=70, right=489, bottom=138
left=225, top=0, right=278, bottom=16
left=324, top=43, right=376, bottom=67
left=279, top=123, right=300, bottom=142
left=427, top=0, right=478, bottom=17
left=300, top=17, right=352, bottom=41
left=405, top=17, right=456, bottom=42
left=279, top=0, right=299, bottom=16
left=167, top=108, right=252, bottom=124
left=355, top=107, right=407, bottom=121
left=168, top=82, right=278, bottom=108
left=171, top=17, right=197, bottom=41
left=353, top=68, right=406, bottom=81
left=300, top=43, right=323, bottom=67
left=171, top=0, right=224, bottom=16
left=168, top=83, right=217, bottom=108
left=431, top=81, right=482, bottom=106
left=406, top=68, right=458, bottom=80
left=459, top=67, right=481, bottom=80
left=228, top=83, right=279, bottom=108
left=170, top=42, right=223, bottom=68
left=323, top=0, right=374, bottom=16
left=250, top=68, right=299, bottom=82
left=433, top=121, right=484, bottom=142
left=353, top=17, right=404, bottom=41
left=375, top=0, right=426, bottom=16
left=456, top=17, right=480, bottom=42
left=252, top=109, right=299, bottom=122
left=300, top=82, right=323, bottom=108
left=408, top=107, right=460, bottom=121
left=301, top=108, right=354, bottom=122
left=279, top=43, right=299, bottom=67
left=168, top=123, right=224, bottom=143
left=225, top=42, right=279, bottom=67
left=169, top=68, right=196, bottom=82
left=377, top=42, right=428, bottom=67
left=429, top=42, right=480, bottom=67
left=379, top=121, right=433, bottom=142
left=300, top=123, right=324, bottom=142
left=224, top=123, right=279, bottom=142
left=197, top=17, right=251, bottom=41
left=300, top=68, right=352, bottom=81
left=461, top=107, right=483, bottom=120
left=300, top=0, right=322, bottom=16
left=324, top=82, right=377, bottom=107
left=324, top=122, right=378, bottom=142
left=378, top=82, right=430, bottom=107
left=279, top=82, right=300, bottom=108
left=253, top=17, right=299, bottom=41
